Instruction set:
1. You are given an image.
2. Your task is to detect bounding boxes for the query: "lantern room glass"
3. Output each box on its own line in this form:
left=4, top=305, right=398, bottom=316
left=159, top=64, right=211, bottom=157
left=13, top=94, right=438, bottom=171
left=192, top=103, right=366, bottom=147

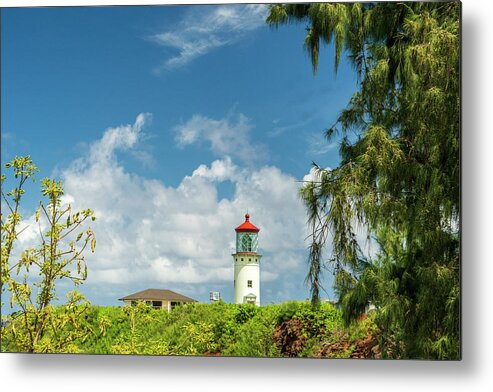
left=236, top=232, right=258, bottom=253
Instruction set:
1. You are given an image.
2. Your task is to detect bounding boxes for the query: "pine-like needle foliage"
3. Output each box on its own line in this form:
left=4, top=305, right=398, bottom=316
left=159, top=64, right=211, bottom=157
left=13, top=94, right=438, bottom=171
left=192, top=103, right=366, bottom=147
left=267, top=2, right=460, bottom=359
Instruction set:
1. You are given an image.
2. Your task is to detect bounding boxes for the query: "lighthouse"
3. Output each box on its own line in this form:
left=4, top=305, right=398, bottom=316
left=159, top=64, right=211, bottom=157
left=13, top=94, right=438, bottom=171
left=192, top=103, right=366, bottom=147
left=233, top=213, right=261, bottom=306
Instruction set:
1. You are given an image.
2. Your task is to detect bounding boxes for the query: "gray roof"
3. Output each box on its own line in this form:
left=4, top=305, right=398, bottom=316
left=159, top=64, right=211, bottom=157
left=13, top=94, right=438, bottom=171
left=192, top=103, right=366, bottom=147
left=119, top=288, right=197, bottom=302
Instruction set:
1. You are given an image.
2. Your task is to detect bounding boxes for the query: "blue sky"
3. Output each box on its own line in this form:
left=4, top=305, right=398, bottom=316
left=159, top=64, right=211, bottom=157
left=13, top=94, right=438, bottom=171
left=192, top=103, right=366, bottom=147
left=1, top=4, right=360, bottom=307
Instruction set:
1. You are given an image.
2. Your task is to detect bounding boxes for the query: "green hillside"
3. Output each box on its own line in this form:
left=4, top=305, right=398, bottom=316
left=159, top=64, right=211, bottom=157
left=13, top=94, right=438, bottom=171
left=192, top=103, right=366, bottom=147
left=2, top=301, right=378, bottom=358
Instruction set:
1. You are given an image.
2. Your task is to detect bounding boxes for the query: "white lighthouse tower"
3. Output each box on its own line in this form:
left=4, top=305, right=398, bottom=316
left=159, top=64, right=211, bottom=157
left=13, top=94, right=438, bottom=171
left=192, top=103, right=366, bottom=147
left=233, top=213, right=261, bottom=306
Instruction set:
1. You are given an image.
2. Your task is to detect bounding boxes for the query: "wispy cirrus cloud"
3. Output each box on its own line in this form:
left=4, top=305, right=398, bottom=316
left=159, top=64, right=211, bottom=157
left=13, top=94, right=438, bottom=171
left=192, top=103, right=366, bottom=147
left=306, top=132, right=338, bottom=156
left=150, top=4, right=268, bottom=72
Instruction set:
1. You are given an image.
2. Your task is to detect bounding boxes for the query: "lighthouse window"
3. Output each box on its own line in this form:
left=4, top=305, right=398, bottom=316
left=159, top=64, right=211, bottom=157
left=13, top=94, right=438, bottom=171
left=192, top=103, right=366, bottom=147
left=241, top=234, right=252, bottom=252
left=247, top=280, right=252, bottom=288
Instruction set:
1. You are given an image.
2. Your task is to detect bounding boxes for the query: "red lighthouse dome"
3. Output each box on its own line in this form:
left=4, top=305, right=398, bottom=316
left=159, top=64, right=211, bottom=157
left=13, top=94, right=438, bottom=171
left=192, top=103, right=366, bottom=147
left=235, top=213, right=260, bottom=233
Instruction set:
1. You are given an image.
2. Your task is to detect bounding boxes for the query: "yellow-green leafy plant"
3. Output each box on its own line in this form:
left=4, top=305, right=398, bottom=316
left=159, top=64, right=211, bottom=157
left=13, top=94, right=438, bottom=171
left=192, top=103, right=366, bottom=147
left=1, top=155, right=96, bottom=352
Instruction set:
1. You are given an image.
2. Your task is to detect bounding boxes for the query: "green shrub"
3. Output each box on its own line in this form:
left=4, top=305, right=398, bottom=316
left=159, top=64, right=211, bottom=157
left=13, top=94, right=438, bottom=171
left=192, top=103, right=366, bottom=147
left=222, top=305, right=280, bottom=357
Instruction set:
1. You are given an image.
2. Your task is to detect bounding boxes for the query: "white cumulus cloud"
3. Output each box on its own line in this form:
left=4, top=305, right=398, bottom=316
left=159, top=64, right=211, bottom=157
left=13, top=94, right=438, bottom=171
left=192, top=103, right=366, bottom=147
left=24, top=112, right=315, bottom=304
left=174, top=112, right=268, bottom=164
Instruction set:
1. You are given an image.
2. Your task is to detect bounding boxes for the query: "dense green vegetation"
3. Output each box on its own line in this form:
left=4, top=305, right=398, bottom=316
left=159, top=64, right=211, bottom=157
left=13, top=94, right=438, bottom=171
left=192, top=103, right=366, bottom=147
left=268, top=2, right=460, bottom=359
left=2, top=301, right=377, bottom=357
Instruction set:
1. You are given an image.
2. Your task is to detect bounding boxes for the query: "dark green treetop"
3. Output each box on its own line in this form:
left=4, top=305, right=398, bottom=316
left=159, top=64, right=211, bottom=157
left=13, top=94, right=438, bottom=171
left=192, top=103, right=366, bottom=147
left=267, top=2, right=460, bottom=359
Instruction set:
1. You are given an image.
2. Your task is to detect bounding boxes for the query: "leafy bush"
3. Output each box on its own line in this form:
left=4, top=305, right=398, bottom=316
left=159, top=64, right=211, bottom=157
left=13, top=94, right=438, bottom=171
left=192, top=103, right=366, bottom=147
left=222, top=305, right=280, bottom=357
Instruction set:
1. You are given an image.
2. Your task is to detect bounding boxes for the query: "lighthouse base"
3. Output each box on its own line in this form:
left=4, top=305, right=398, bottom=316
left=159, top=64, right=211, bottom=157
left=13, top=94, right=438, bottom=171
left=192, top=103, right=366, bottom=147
left=233, top=253, right=261, bottom=306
